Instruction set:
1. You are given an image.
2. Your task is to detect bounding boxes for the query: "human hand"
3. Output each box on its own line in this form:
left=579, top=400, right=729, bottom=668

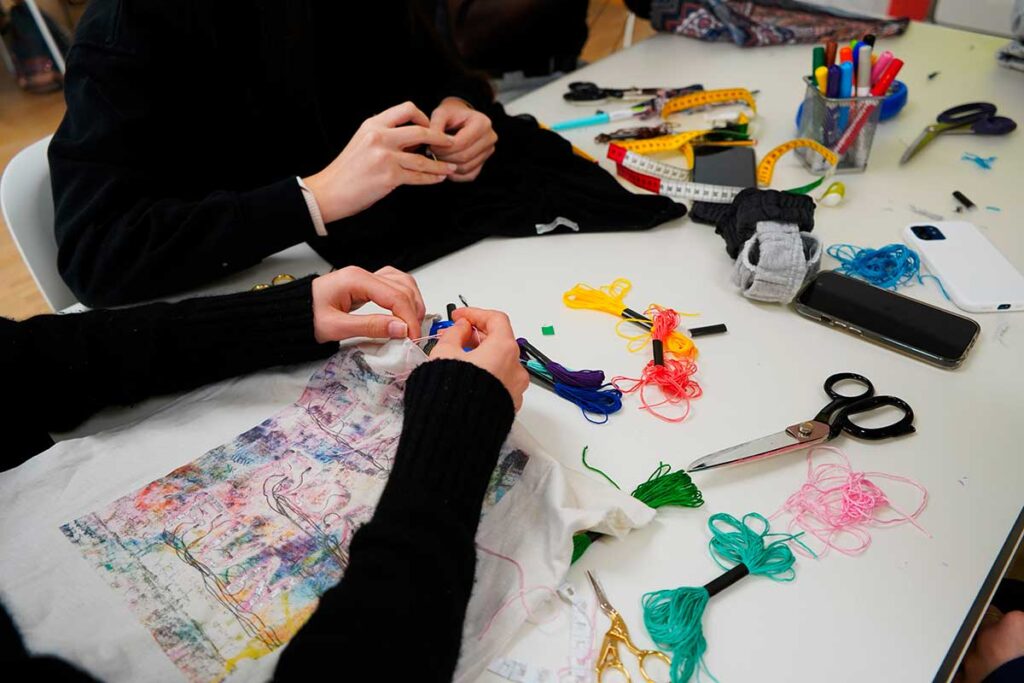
left=312, top=266, right=425, bottom=343
left=304, top=101, right=458, bottom=223
left=429, top=307, right=529, bottom=410
left=428, top=97, right=497, bottom=182
left=962, top=611, right=1024, bottom=683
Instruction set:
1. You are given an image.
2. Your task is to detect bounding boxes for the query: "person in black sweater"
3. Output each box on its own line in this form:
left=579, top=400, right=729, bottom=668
left=50, top=0, right=686, bottom=309
left=0, top=265, right=529, bottom=682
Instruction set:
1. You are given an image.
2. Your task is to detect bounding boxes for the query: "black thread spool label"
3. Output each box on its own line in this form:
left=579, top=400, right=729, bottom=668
left=653, top=339, right=665, bottom=366
left=703, top=563, right=750, bottom=598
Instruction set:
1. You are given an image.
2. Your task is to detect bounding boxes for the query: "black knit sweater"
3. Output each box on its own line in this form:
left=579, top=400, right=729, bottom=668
left=0, top=277, right=515, bottom=682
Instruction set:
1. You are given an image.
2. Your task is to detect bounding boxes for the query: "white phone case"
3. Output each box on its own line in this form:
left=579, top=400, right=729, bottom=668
left=903, top=222, right=1024, bottom=313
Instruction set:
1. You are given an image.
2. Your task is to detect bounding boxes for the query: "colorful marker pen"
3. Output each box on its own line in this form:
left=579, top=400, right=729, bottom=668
left=812, top=45, right=825, bottom=78
left=839, top=46, right=853, bottom=64
left=863, top=33, right=876, bottom=47
left=871, top=58, right=903, bottom=97
left=856, top=45, right=873, bottom=96
left=838, top=61, right=854, bottom=130
left=815, top=65, right=829, bottom=94
left=825, top=40, right=837, bottom=67
left=852, top=41, right=866, bottom=72
left=826, top=64, right=841, bottom=98
left=871, top=50, right=894, bottom=86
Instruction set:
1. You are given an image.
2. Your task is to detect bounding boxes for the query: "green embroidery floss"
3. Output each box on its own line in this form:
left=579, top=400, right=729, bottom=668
left=571, top=449, right=704, bottom=563
left=642, top=512, right=815, bottom=683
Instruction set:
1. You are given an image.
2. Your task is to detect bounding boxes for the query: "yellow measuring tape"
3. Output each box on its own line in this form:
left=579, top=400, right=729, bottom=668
left=755, top=138, right=837, bottom=187
left=616, top=130, right=713, bottom=169
left=661, top=88, right=757, bottom=118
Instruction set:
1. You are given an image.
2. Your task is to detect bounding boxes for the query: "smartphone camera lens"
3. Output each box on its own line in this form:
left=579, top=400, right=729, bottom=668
left=911, top=224, right=946, bottom=241
left=998, top=304, right=1011, bottom=310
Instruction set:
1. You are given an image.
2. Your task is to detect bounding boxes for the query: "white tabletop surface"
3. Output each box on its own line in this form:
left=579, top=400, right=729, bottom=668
left=59, top=20, right=1022, bottom=683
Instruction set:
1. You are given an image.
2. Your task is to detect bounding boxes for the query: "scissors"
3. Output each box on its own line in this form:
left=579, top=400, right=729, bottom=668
left=564, top=82, right=664, bottom=104
left=587, top=570, right=670, bottom=683
left=900, top=102, right=1016, bottom=164
left=687, top=373, right=915, bottom=473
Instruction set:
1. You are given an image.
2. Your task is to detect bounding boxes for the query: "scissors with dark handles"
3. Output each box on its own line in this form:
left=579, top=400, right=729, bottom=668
left=900, top=102, right=1016, bottom=164
left=687, top=373, right=915, bottom=473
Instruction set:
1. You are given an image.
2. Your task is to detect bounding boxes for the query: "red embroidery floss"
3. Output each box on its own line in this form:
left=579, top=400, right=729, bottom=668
left=612, top=306, right=702, bottom=423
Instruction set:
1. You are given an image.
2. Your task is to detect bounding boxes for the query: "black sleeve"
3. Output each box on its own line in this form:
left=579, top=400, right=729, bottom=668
left=985, top=657, right=1024, bottom=683
left=624, top=0, right=652, bottom=19
left=48, top=2, right=316, bottom=307
left=274, top=359, right=515, bottom=682
left=407, top=2, right=494, bottom=111
left=2, top=276, right=335, bottom=470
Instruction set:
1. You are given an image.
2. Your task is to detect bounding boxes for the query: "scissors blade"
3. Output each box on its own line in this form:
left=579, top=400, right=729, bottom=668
left=900, top=126, right=939, bottom=164
left=586, top=571, right=615, bottom=614
left=687, top=421, right=830, bottom=473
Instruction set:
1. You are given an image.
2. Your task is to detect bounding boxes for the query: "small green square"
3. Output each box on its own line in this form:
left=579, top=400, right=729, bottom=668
left=541, top=325, right=555, bottom=336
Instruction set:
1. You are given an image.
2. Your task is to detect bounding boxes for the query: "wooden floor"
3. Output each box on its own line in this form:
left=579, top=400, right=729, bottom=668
left=0, top=0, right=652, bottom=320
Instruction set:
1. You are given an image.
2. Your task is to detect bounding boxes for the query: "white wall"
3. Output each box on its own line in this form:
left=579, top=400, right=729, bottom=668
left=933, top=0, right=1015, bottom=37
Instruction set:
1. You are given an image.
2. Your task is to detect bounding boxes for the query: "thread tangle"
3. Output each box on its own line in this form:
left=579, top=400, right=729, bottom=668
left=612, top=306, right=702, bottom=423
left=771, top=445, right=930, bottom=557
left=518, top=339, right=623, bottom=424
left=572, top=449, right=704, bottom=562
left=827, top=243, right=950, bottom=299
left=642, top=513, right=813, bottom=683
left=563, top=278, right=699, bottom=358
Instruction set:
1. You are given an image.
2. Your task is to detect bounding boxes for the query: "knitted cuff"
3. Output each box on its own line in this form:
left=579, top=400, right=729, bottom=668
left=732, top=221, right=821, bottom=303
left=386, top=359, right=515, bottom=530
left=716, top=189, right=816, bottom=259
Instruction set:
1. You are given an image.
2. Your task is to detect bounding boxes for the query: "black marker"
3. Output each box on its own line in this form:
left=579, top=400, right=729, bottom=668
left=446, top=303, right=457, bottom=322
left=952, top=190, right=976, bottom=212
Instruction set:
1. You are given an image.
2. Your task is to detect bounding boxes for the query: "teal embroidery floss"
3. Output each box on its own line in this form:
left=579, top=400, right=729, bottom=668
left=642, top=512, right=815, bottom=683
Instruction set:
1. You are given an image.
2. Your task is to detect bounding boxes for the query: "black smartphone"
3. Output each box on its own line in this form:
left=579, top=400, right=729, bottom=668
left=794, top=271, right=981, bottom=369
left=690, top=147, right=756, bottom=223
left=692, top=146, right=757, bottom=187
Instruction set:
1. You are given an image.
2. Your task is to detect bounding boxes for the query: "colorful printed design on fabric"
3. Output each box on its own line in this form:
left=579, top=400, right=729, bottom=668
left=649, top=0, right=910, bottom=46
left=59, top=348, right=528, bottom=683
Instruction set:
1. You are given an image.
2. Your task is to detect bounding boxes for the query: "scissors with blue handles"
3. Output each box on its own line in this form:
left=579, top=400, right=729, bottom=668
left=900, top=102, right=1016, bottom=164
left=687, top=373, right=915, bottom=473
left=587, top=570, right=670, bottom=683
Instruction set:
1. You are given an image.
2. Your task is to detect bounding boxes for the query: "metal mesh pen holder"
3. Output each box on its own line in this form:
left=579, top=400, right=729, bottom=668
left=797, top=76, right=886, bottom=174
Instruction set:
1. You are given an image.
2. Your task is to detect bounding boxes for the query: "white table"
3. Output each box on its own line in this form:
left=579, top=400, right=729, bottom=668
left=62, top=20, right=1022, bottom=683
left=482, top=21, right=1022, bottom=683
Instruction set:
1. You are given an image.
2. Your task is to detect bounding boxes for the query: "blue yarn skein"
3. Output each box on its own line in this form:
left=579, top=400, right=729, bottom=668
left=642, top=513, right=814, bottom=683
left=525, top=360, right=623, bottom=424
left=827, top=243, right=950, bottom=299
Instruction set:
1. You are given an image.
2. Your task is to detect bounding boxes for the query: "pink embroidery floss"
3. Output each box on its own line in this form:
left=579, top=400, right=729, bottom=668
left=612, top=306, right=702, bottom=422
left=475, top=544, right=561, bottom=640
left=772, top=446, right=930, bottom=557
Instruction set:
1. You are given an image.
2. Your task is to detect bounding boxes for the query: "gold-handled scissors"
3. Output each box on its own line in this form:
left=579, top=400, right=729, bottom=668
left=587, top=570, right=670, bottom=683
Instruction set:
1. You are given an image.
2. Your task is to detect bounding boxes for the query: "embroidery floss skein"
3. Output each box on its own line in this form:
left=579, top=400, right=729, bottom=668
left=518, top=338, right=605, bottom=388
left=642, top=512, right=814, bottom=683
left=563, top=278, right=699, bottom=359
left=572, top=447, right=704, bottom=563
left=521, top=359, right=623, bottom=424
left=771, top=445, right=930, bottom=557
left=612, top=306, right=703, bottom=423
left=827, top=243, right=950, bottom=299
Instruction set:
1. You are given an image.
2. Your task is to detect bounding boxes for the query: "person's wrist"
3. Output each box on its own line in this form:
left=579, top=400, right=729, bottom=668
left=302, top=172, right=350, bottom=224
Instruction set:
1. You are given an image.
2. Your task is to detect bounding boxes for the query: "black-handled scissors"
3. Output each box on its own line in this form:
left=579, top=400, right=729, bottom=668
left=687, top=373, right=915, bottom=473
left=901, top=102, right=1017, bottom=164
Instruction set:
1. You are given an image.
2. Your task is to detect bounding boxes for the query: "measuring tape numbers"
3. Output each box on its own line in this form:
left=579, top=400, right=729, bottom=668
left=661, top=88, right=758, bottom=118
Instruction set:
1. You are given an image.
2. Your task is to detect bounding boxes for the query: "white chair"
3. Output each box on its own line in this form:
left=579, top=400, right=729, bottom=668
left=1, top=135, right=78, bottom=311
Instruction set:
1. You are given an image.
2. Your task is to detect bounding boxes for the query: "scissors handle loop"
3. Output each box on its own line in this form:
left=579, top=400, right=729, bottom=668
left=937, top=102, right=996, bottom=126
left=814, top=372, right=874, bottom=424
left=832, top=394, right=915, bottom=440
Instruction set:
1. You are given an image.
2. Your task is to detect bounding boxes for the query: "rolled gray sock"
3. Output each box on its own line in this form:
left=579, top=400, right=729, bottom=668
left=733, top=221, right=821, bottom=303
